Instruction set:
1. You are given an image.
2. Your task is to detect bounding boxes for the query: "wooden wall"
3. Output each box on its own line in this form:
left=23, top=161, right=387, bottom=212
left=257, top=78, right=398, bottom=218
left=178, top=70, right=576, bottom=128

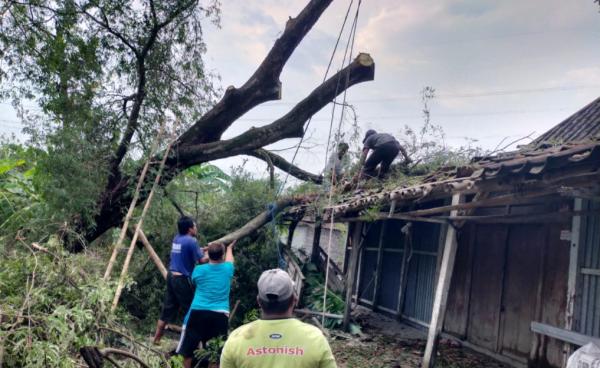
left=443, top=200, right=571, bottom=367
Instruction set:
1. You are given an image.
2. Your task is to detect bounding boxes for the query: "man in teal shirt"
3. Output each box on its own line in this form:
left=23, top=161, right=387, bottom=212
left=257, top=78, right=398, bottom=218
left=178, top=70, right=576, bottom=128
left=176, top=240, right=236, bottom=368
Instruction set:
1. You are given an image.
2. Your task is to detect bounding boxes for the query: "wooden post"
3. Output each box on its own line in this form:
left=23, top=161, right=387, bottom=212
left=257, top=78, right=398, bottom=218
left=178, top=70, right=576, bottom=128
left=564, top=198, right=583, bottom=364
left=137, top=229, right=168, bottom=279
left=311, top=215, right=323, bottom=266
left=372, top=221, right=387, bottom=310
left=343, top=223, right=363, bottom=331
left=287, top=220, right=299, bottom=249
left=422, top=193, right=463, bottom=368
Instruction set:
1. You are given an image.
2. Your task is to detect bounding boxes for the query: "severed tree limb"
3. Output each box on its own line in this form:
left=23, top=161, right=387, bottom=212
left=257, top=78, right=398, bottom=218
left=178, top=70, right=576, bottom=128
left=177, top=0, right=335, bottom=145
left=210, top=196, right=315, bottom=245
left=174, top=53, right=375, bottom=166
left=246, top=149, right=323, bottom=184
left=85, top=1, right=374, bottom=245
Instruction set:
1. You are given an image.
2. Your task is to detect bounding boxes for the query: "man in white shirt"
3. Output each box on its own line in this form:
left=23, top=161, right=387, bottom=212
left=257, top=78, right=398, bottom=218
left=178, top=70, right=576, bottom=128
left=324, top=142, right=349, bottom=187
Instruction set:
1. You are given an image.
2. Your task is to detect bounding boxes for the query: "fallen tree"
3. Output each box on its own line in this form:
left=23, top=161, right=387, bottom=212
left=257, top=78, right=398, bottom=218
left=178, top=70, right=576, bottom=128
left=1, top=0, right=374, bottom=248
left=210, top=195, right=312, bottom=245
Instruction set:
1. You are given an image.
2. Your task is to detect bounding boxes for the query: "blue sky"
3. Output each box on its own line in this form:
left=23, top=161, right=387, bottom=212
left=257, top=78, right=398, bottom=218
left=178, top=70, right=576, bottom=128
left=2, top=0, right=600, bottom=180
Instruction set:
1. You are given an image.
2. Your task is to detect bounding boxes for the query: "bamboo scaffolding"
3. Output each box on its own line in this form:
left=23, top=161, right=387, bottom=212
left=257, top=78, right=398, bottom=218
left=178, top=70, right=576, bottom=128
left=103, top=122, right=167, bottom=281
left=110, top=122, right=178, bottom=313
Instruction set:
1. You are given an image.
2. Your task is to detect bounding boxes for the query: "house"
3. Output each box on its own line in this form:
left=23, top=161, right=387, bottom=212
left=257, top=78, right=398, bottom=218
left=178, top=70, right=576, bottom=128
left=285, top=97, right=600, bottom=367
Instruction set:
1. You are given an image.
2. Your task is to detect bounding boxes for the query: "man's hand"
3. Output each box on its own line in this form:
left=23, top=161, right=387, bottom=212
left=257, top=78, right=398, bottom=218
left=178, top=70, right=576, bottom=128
left=228, top=240, right=237, bottom=248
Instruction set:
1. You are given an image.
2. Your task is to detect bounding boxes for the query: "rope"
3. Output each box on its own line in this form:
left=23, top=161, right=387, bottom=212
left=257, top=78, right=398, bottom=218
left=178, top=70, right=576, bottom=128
left=277, top=0, right=356, bottom=196
left=321, top=0, right=362, bottom=327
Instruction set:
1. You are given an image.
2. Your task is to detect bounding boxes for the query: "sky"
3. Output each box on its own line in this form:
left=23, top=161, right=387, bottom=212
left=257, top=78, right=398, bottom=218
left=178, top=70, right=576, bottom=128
left=2, top=0, right=600, bottom=182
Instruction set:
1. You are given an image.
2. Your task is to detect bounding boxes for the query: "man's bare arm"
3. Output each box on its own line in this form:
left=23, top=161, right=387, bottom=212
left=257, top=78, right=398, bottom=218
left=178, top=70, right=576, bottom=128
left=225, top=240, right=236, bottom=263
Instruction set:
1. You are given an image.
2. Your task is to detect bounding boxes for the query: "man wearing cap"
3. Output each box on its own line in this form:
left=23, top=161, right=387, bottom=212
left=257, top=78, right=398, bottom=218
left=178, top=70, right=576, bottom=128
left=220, top=269, right=337, bottom=368
left=177, top=240, right=236, bottom=368
left=356, top=129, right=410, bottom=180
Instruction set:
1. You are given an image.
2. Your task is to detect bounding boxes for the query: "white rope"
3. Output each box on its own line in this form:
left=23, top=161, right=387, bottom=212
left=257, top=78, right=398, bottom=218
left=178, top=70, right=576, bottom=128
left=321, top=0, right=362, bottom=327
left=277, top=0, right=356, bottom=196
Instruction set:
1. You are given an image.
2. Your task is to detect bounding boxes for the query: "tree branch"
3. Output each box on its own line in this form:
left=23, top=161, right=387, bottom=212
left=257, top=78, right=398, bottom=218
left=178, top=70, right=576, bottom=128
left=84, top=3, right=374, bottom=245
left=211, top=195, right=314, bottom=245
left=78, top=6, right=139, bottom=56
left=174, top=53, right=375, bottom=166
left=246, top=149, right=323, bottom=184
left=176, top=0, right=334, bottom=145
left=111, top=0, right=198, bottom=171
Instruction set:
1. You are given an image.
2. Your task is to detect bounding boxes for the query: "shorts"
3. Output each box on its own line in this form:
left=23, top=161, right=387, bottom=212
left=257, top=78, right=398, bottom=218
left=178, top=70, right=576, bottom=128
left=159, top=272, right=194, bottom=323
left=176, top=310, right=229, bottom=358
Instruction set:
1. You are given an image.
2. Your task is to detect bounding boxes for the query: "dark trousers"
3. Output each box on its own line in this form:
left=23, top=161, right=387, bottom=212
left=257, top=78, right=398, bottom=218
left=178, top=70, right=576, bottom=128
left=363, top=141, right=401, bottom=179
left=177, top=310, right=229, bottom=358
left=159, top=272, right=194, bottom=323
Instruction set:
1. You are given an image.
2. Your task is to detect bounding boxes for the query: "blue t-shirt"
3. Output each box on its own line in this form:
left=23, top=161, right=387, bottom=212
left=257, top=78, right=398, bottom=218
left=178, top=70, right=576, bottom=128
left=168, top=234, right=203, bottom=277
left=189, top=262, right=235, bottom=313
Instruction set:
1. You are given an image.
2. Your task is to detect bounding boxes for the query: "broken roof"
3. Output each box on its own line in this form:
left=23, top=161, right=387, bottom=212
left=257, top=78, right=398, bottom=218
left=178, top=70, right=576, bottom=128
left=286, top=98, right=600, bottom=220
left=285, top=139, right=600, bottom=220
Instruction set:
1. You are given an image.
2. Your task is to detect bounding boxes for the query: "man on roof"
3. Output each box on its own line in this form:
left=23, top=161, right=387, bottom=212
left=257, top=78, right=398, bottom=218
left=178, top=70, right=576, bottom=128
left=324, top=142, right=349, bottom=187
left=355, top=129, right=411, bottom=180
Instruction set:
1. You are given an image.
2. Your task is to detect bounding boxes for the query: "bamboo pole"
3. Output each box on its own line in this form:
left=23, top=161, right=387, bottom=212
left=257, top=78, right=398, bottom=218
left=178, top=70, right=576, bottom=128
left=137, top=229, right=167, bottom=279
left=110, top=123, right=177, bottom=313
left=103, top=122, right=167, bottom=281
left=401, top=189, right=558, bottom=218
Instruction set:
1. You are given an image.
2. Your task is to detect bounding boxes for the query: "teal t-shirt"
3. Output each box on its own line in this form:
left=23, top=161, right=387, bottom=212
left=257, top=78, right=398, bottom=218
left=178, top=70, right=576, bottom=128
left=189, top=261, right=235, bottom=313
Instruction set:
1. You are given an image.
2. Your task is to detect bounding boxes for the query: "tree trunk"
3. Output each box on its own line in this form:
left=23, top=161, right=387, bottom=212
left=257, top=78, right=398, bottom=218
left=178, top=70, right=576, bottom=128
left=76, top=0, right=375, bottom=248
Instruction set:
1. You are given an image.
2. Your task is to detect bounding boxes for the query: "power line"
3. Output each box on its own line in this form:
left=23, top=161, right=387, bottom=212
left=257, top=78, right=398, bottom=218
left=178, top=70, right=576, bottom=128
left=234, top=106, right=578, bottom=122
left=262, top=85, right=600, bottom=105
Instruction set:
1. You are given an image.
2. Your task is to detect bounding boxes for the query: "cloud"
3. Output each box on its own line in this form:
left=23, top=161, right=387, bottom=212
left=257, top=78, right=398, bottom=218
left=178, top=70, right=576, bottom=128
left=199, top=0, right=600, bottom=176
left=563, top=67, right=600, bottom=85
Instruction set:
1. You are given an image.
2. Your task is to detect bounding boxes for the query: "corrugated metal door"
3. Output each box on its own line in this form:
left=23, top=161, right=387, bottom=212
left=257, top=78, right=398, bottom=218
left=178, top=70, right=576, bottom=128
left=356, top=222, right=382, bottom=305
left=577, top=200, right=600, bottom=337
left=401, top=221, right=441, bottom=325
left=378, top=220, right=405, bottom=313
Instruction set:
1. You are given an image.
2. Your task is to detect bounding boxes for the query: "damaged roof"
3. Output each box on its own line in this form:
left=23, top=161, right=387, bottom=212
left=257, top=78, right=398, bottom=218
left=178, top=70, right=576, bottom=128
left=310, top=139, right=600, bottom=218
left=286, top=98, right=600, bottom=219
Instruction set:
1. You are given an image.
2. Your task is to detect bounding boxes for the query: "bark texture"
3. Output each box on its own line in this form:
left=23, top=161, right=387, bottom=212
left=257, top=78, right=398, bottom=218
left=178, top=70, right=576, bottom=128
left=86, top=0, right=375, bottom=246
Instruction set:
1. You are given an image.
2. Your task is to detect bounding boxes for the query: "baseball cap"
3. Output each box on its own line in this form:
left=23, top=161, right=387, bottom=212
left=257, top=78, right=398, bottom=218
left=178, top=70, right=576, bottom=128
left=257, top=269, right=294, bottom=302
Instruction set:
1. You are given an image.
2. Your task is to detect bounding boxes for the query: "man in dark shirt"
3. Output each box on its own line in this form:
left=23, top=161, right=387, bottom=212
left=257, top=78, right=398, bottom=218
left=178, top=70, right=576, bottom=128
left=153, top=216, right=206, bottom=344
left=357, top=129, right=410, bottom=179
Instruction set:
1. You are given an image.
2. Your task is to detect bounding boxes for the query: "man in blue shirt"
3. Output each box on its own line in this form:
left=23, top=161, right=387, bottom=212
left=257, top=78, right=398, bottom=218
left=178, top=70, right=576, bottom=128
left=176, top=240, right=236, bottom=368
left=153, top=216, right=205, bottom=344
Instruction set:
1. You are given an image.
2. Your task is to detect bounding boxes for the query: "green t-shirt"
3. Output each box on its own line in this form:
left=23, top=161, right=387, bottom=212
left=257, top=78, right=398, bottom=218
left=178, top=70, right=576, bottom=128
left=220, top=318, right=337, bottom=368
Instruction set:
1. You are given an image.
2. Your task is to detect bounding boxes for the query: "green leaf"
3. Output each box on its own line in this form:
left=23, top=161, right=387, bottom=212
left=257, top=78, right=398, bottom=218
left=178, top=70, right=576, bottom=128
left=0, top=159, right=25, bottom=175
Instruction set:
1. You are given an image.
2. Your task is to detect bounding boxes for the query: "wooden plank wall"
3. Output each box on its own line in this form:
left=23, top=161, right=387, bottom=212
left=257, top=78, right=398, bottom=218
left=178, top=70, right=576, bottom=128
left=443, top=199, right=571, bottom=367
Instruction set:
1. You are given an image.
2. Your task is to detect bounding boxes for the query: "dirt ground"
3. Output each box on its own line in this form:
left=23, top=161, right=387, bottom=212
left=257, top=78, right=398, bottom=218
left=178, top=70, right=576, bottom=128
left=331, top=308, right=509, bottom=368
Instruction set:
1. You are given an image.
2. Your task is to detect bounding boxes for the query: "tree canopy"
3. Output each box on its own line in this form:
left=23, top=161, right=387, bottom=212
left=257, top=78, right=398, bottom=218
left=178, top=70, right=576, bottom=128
left=0, top=0, right=375, bottom=247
